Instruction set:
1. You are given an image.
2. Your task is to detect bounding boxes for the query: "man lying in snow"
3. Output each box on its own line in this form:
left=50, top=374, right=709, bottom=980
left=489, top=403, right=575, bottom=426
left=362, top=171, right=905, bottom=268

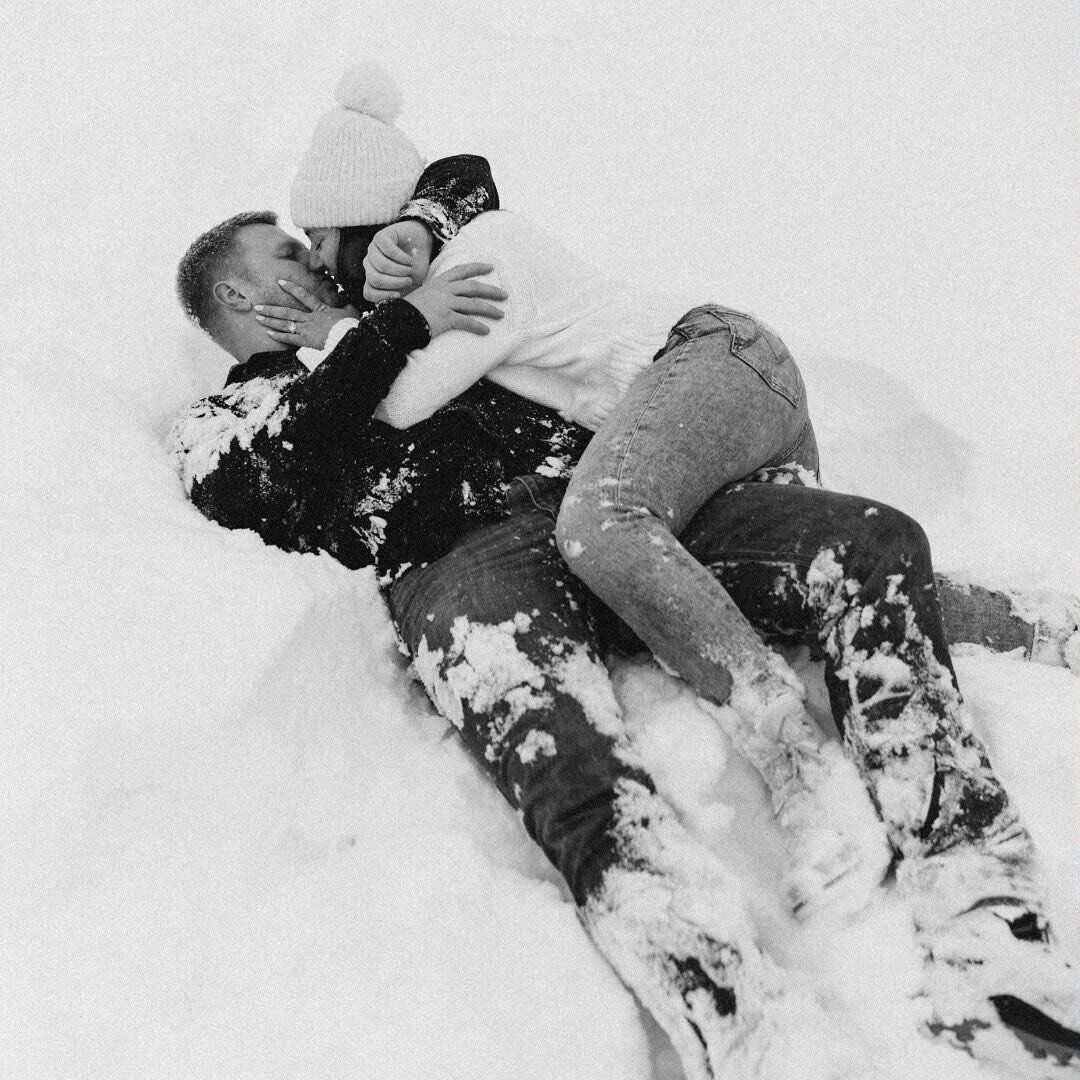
left=171, top=148, right=1079, bottom=1080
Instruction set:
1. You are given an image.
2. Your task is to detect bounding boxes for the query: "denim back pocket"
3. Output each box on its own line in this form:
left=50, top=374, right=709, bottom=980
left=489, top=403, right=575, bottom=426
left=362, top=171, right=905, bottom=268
left=668, top=305, right=804, bottom=408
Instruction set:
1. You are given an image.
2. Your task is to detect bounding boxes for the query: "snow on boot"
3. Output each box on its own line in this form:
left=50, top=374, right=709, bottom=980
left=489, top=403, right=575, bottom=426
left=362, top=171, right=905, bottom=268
left=583, top=867, right=776, bottom=1080
left=583, top=866, right=888, bottom=1080
left=586, top=782, right=890, bottom=1080
left=899, top=816, right=1080, bottom=1074
left=706, top=683, right=892, bottom=923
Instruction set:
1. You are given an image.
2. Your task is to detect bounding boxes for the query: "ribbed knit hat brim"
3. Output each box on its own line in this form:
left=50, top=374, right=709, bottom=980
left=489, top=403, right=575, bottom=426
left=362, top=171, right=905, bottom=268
left=291, top=163, right=423, bottom=228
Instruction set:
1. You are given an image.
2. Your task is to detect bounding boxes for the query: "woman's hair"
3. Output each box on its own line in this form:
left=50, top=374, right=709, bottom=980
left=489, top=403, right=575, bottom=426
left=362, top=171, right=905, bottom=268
left=333, top=224, right=384, bottom=310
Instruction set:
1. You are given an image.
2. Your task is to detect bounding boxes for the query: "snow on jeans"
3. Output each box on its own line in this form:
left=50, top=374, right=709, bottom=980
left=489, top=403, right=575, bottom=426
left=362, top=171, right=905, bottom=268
left=388, top=474, right=660, bottom=906
left=392, top=469, right=1021, bottom=902
left=556, top=304, right=820, bottom=710
left=387, top=472, right=1030, bottom=1074
left=387, top=474, right=788, bottom=1076
left=678, top=472, right=1018, bottom=866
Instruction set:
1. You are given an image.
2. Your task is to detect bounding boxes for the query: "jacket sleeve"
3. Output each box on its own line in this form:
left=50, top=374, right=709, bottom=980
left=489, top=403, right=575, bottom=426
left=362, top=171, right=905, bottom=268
left=398, top=154, right=499, bottom=244
left=172, top=299, right=430, bottom=554
left=335, top=155, right=499, bottom=305
left=288, top=298, right=430, bottom=447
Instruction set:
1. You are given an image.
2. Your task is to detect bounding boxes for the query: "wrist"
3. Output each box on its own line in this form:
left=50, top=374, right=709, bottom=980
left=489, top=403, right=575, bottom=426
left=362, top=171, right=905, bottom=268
left=398, top=198, right=454, bottom=245
left=297, top=316, right=359, bottom=370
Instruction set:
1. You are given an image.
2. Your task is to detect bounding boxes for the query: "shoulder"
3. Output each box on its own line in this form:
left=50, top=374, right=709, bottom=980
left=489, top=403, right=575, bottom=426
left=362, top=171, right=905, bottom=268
left=170, top=370, right=295, bottom=491
left=431, top=211, right=574, bottom=277
left=454, top=210, right=555, bottom=245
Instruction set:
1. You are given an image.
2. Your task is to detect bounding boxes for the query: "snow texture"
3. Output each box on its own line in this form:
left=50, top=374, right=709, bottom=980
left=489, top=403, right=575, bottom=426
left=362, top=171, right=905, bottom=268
left=2, top=0, right=1078, bottom=1077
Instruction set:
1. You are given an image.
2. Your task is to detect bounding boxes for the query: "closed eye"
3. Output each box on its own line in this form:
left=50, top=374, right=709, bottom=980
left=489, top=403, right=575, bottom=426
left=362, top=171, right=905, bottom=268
left=276, top=240, right=305, bottom=261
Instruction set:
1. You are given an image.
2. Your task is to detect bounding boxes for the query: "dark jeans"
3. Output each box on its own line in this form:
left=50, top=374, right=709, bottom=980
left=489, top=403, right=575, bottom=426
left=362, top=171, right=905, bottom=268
left=389, top=471, right=1013, bottom=905
left=389, top=475, right=655, bottom=906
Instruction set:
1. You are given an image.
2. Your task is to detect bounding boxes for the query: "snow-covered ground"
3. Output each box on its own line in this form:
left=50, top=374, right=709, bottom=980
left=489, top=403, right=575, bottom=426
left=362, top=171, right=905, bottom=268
left=2, top=1, right=1078, bottom=1077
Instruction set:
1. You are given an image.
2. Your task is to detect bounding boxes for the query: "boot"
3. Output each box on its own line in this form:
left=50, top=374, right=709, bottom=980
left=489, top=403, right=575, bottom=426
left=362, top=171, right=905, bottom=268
left=587, top=781, right=890, bottom=1079
left=584, top=864, right=891, bottom=1080
left=708, top=674, right=892, bottom=923
left=583, top=867, right=776, bottom=1080
left=898, top=808, right=1080, bottom=1073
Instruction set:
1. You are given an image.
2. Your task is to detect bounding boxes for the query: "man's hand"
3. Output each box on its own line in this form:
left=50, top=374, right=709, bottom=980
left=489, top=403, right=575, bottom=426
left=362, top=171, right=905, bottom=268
left=255, top=280, right=361, bottom=350
left=363, top=220, right=434, bottom=303
left=404, top=263, right=506, bottom=337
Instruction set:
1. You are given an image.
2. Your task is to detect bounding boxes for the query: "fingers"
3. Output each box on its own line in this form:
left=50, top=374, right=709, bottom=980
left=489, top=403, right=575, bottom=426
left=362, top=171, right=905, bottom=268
left=448, top=297, right=505, bottom=320
left=253, top=303, right=307, bottom=321
left=363, top=269, right=413, bottom=297
left=365, top=255, right=414, bottom=284
left=366, top=263, right=414, bottom=285
left=364, top=285, right=406, bottom=304
left=276, top=278, right=320, bottom=311
left=371, top=232, right=416, bottom=268
left=447, top=315, right=493, bottom=336
left=255, top=313, right=300, bottom=332
left=449, top=281, right=508, bottom=301
left=436, top=262, right=495, bottom=282
left=265, top=328, right=301, bottom=345
left=363, top=252, right=415, bottom=303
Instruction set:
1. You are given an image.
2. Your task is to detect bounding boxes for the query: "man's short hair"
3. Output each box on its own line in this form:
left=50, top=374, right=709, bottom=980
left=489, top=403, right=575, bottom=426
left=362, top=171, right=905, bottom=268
left=177, top=210, right=278, bottom=334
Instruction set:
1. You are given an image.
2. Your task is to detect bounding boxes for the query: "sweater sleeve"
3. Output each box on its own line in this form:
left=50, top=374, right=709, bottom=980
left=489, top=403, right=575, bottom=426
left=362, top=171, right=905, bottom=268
left=172, top=299, right=430, bottom=554
left=374, top=232, right=527, bottom=429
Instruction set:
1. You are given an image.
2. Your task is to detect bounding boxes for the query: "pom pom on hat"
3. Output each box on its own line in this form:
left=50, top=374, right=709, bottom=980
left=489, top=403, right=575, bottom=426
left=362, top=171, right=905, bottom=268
left=290, top=63, right=424, bottom=229
left=334, top=63, right=404, bottom=124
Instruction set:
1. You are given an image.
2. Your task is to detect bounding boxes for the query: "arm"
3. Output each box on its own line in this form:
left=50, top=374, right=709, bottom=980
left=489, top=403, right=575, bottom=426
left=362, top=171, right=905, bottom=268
left=172, top=299, right=430, bottom=557
left=338, top=155, right=499, bottom=305
left=362, top=155, right=500, bottom=303
left=375, top=237, right=525, bottom=429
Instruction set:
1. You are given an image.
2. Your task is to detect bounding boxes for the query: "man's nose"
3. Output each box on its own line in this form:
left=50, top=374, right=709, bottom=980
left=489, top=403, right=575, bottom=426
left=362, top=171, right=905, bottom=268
left=307, top=248, right=324, bottom=272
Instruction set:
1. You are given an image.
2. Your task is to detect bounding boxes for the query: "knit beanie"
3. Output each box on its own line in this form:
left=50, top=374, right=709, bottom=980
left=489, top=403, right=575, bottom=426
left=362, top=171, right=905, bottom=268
left=290, top=64, right=425, bottom=229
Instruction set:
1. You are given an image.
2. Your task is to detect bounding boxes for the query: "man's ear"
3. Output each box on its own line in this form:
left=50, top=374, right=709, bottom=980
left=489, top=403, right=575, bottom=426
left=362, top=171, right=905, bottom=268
left=212, top=279, right=254, bottom=315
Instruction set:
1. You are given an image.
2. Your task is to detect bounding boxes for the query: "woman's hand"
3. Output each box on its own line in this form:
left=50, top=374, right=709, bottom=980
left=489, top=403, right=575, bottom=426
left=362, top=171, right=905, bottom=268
left=363, top=220, right=434, bottom=303
left=404, top=263, right=507, bottom=337
left=254, top=280, right=360, bottom=350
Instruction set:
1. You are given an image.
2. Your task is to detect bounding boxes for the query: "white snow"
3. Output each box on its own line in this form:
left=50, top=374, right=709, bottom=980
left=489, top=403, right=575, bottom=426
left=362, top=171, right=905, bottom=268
left=2, top=0, right=1078, bottom=1078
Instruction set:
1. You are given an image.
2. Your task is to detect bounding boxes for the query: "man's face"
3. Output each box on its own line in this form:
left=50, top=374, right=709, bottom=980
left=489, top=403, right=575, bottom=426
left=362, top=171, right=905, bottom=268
left=234, top=224, right=343, bottom=309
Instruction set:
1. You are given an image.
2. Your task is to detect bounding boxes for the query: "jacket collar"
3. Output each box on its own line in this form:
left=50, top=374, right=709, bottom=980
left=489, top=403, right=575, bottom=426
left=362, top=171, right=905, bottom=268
left=225, top=349, right=303, bottom=386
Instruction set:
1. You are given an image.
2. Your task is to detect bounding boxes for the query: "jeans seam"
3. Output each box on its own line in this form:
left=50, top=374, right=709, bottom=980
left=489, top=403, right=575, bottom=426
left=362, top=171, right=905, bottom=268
left=673, top=308, right=802, bottom=408
left=613, top=349, right=683, bottom=511
left=767, top=418, right=814, bottom=470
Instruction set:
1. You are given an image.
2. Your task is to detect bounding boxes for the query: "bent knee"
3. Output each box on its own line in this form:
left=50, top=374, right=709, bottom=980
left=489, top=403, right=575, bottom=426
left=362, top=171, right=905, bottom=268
left=856, top=501, right=933, bottom=573
left=555, top=491, right=606, bottom=562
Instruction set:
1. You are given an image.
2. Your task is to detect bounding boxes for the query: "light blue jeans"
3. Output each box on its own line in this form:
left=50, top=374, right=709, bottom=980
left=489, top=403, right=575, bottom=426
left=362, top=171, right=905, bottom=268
left=555, top=305, right=819, bottom=707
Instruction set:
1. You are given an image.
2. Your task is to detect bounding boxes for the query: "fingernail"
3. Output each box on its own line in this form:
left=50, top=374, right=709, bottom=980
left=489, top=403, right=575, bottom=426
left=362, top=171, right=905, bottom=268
left=255, top=314, right=264, bottom=321
left=278, top=279, right=288, bottom=286
left=253, top=304, right=264, bottom=311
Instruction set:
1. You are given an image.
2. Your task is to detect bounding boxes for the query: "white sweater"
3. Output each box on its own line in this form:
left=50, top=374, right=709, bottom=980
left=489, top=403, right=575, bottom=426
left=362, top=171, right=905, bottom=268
left=373, top=211, right=692, bottom=432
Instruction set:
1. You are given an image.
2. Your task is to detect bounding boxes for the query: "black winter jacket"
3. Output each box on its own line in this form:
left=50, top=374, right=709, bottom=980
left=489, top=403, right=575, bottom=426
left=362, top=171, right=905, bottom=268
left=172, top=158, right=592, bottom=582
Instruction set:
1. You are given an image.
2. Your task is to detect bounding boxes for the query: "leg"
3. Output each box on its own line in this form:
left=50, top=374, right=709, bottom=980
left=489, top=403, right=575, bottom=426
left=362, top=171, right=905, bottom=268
left=936, top=572, right=1080, bottom=671
left=557, top=305, right=818, bottom=712
left=680, top=479, right=1008, bottom=859
left=682, top=479, right=1080, bottom=1055
left=558, top=313, right=888, bottom=919
left=389, top=477, right=788, bottom=1080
